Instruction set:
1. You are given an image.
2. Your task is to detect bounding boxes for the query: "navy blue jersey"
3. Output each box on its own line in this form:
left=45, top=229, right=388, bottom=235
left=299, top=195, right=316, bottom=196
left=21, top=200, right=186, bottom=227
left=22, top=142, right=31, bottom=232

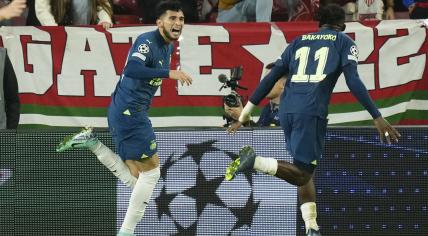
left=111, top=29, right=173, bottom=112
left=279, top=28, right=357, bottom=118
left=248, top=28, right=379, bottom=119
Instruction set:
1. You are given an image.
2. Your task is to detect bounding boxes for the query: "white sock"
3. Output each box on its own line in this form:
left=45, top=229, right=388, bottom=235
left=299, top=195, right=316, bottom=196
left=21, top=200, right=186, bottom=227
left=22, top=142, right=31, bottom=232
left=253, top=156, right=278, bottom=175
left=120, top=167, right=160, bottom=234
left=301, top=202, right=319, bottom=232
left=89, top=141, right=137, bottom=188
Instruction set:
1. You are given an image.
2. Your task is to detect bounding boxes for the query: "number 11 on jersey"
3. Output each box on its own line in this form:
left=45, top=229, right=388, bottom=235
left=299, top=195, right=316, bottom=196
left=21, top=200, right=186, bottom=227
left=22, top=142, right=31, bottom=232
left=291, top=46, right=329, bottom=83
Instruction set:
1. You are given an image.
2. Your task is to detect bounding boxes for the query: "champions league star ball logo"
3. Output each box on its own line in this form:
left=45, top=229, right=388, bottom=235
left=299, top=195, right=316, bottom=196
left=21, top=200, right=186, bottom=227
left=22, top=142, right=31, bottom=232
left=118, top=134, right=297, bottom=235
left=350, top=45, right=359, bottom=58
left=152, top=140, right=260, bottom=235
left=138, top=44, right=150, bottom=54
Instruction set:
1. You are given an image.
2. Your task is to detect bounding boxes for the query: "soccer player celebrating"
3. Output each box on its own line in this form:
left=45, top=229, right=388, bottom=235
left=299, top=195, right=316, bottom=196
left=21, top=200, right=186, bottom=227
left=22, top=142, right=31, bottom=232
left=225, top=4, right=400, bottom=236
left=56, top=1, right=192, bottom=235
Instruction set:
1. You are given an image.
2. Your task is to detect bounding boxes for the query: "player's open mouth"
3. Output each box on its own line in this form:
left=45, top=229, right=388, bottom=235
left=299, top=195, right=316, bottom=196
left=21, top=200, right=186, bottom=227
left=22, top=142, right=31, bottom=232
left=172, top=28, right=181, bottom=35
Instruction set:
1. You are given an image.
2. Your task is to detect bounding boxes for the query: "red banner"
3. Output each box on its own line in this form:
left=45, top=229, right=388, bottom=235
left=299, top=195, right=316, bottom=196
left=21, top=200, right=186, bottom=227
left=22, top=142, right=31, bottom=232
left=0, top=21, right=426, bottom=127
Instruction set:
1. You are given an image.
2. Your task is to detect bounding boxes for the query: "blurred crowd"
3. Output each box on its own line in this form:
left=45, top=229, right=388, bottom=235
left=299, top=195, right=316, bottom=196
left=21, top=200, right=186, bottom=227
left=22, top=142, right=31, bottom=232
left=0, top=0, right=425, bottom=27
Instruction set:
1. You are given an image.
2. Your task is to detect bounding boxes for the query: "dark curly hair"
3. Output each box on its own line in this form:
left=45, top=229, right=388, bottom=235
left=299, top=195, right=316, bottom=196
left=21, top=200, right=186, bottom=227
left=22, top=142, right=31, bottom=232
left=155, top=0, right=183, bottom=20
left=316, top=3, right=345, bottom=28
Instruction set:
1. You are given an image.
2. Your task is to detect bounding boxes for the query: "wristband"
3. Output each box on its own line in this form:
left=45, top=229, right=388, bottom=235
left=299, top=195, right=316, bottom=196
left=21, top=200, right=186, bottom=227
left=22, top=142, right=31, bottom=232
left=238, top=102, right=255, bottom=123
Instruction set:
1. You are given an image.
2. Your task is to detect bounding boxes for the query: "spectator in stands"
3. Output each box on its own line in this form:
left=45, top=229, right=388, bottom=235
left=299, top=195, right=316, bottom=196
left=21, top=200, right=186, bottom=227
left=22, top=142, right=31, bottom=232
left=26, top=0, right=41, bottom=25
left=216, top=0, right=273, bottom=22
left=0, top=0, right=24, bottom=129
left=289, top=0, right=320, bottom=21
left=112, top=0, right=142, bottom=17
left=384, top=0, right=396, bottom=19
left=270, top=0, right=302, bottom=22
left=322, top=0, right=395, bottom=21
left=321, top=1, right=355, bottom=21
left=0, top=0, right=26, bottom=20
left=403, top=0, right=413, bottom=12
left=110, top=0, right=143, bottom=24
left=197, top=0, right=218, bottom=22
left=0, top=49, right=20, bottom=129
left=141, top=0, right=199, bottom=23
left=405, top=0, right=428, bottom=18
left=357, top=0, right=385, bottom=20
left=339, top=0, right=358, bottom=21
left=35, top=0, right=113, bottom=29
left=0, top=0, right=27, bottom=25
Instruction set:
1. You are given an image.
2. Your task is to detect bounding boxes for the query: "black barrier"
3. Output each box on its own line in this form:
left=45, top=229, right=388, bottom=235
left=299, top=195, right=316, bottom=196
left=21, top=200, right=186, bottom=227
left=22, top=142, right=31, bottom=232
left=0, top=127, right=427, bottom=235
left=0, top=130, right=15, bottom=233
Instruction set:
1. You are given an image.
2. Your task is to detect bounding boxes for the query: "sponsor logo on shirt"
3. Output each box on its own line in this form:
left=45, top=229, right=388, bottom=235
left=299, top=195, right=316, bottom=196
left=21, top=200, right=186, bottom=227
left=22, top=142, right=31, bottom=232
left=149, top=78, right=163, bottom=86
left=150, top=140, right=157, bottom=150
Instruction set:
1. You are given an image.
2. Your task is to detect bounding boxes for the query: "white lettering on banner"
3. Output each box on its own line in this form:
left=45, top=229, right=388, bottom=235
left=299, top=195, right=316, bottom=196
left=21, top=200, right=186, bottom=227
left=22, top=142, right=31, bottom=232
left=244, top=26, right=288, bottom=82
left=334, top=22, right=375, bottom=93
left=377, top=20, right=425, bottom=88
left=1, top=24, right=425, bottom=99
left=57, top=27, right=117, bottom=96
left=179, top=25, right=231, bottom=95
left=1, top=26, right=53, bottom=94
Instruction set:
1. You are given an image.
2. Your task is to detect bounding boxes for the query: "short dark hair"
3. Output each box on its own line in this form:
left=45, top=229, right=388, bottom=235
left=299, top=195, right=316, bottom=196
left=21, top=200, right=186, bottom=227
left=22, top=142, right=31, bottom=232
left=155, top=0, right=183, bottom=20
left=316, top=3, right=345, bottom=27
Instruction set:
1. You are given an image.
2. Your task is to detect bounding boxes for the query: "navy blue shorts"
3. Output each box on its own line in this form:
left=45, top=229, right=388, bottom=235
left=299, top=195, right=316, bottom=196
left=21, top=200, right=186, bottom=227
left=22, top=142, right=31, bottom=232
left=107, top=105, right=157, bottom=161
left=280, top=113, right=328, bottom=173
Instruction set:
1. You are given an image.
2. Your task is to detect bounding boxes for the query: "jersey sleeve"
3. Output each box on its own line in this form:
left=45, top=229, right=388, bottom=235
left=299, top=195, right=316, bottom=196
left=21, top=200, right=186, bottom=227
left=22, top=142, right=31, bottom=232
left=129, top=36, right=154, bottom=64
left=123, top=36, right=169, bottom=80
left=339, top=34, right=359, bottom=68
left=338, top=34, right=381, bottom=119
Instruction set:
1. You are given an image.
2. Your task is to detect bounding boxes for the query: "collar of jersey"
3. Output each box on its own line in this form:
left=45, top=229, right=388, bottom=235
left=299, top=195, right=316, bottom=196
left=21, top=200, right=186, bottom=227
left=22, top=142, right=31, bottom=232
left=154, top=29, right=169, bottom=45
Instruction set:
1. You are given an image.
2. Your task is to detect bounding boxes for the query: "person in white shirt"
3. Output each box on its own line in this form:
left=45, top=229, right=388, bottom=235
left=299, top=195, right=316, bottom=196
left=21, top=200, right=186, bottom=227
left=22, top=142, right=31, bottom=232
left=35, top=0, right=113, bottom=29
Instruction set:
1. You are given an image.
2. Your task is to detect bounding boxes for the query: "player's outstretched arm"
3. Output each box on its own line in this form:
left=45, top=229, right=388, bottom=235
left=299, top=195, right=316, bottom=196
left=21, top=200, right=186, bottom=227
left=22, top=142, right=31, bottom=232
left=343, top=64, right=401, bottom=143
left=373, top=117, right=401, bottom=144
left=169, top=70, right=192, bottom=86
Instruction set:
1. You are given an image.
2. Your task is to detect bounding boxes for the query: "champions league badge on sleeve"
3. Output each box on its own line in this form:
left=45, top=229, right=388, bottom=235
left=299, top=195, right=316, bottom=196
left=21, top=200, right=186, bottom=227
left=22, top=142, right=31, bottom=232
left=132, top=43, right=150, bottom=61
left=138, top=44, right=150, bottom=54
left=348, top=45, right=359, bottom=62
